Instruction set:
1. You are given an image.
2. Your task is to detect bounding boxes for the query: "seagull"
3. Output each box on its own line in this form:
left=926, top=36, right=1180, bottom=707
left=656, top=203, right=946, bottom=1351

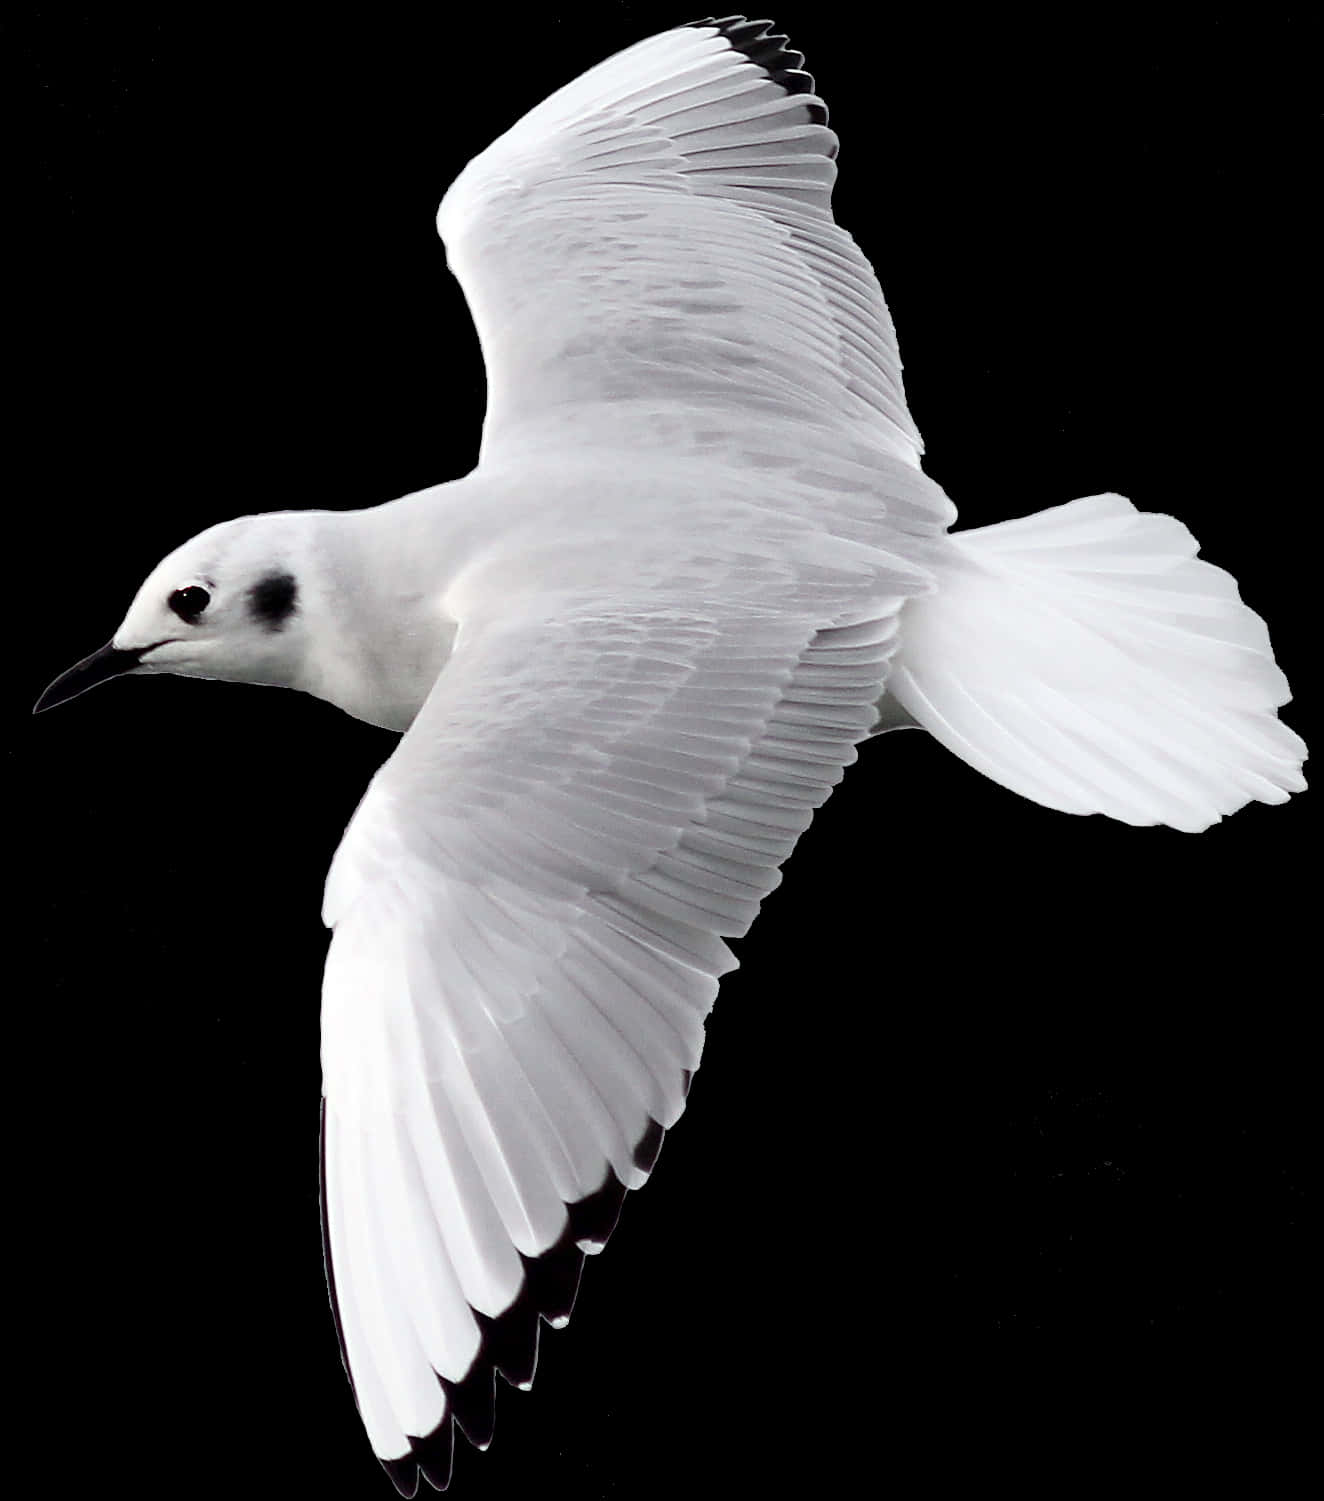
left=35, top=14, right=1306, bottom=1495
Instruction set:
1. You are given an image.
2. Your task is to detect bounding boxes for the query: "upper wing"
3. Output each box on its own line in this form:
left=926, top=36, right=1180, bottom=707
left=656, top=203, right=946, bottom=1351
left=437, top=17, right=924, bottom=469
left=318, top=587, right=904, bottom=1494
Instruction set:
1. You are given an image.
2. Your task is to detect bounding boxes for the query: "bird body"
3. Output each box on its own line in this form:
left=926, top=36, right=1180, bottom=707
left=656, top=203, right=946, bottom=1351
left=35, top=15, right=1306, bottom=1495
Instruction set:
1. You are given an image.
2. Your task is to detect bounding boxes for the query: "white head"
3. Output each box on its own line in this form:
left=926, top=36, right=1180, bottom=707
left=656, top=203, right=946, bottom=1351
left=35, top=512, right=318, bottom=711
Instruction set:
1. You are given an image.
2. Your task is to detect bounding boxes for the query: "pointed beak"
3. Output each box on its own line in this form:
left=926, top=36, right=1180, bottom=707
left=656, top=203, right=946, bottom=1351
left=33, top=639, right=149, bottom=713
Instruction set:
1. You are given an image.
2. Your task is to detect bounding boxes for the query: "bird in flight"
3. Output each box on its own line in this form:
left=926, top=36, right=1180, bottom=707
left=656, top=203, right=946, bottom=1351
left=35, top=15, right=1306, bottom=1495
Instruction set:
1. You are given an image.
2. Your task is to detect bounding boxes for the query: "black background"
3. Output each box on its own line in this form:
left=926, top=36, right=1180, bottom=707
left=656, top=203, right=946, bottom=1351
left=10, top=3, right=1315, bottom=1495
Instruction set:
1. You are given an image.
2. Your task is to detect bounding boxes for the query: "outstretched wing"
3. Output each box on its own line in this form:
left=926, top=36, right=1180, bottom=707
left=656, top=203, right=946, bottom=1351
left=437, top=17, right=924, bottom=468
left=318, top=580, right=905, bottom=1494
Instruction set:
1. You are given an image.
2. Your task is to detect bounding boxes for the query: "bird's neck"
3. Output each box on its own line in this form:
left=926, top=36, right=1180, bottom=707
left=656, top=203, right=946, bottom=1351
left=293, top=485, right=472, bottom=732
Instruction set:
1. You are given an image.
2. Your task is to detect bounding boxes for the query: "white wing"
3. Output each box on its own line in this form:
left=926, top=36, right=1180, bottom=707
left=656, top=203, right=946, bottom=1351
left=319, top=568, right=908, bottom=1493
left=317, top=19, right=958, bottom=1493
left=438, top=17, right=925, bottom=470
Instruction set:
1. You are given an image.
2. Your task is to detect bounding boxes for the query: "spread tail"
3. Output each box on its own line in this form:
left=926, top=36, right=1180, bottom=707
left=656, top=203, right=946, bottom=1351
left=887, top=493, right=1307, bottom=832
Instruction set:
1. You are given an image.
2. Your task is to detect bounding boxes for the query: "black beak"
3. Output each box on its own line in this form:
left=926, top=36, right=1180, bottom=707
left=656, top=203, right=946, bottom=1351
left=33, top=639, right=147, bottom=713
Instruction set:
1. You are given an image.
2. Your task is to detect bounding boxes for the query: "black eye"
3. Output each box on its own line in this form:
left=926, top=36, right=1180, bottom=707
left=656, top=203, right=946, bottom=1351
left=169, top=585, right=211, bottom=622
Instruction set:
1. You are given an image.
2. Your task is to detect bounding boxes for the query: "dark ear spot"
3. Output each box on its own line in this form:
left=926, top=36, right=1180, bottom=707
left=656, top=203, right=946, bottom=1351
left=249, top=571, right=298, bottom=630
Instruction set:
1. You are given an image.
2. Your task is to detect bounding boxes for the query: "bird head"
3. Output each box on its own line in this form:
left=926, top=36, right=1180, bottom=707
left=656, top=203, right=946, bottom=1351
left=35, top=513, right=314, bottom=712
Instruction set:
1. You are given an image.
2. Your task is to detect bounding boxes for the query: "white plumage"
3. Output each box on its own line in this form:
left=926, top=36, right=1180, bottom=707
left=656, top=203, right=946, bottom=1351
left=889, top=493, right=1303, bottom=832
left=318, top=19, right=1303, bottom=1489
left=437, top=19, right=923, bottom=469
left=34, top=15, right=1305, bottom=1496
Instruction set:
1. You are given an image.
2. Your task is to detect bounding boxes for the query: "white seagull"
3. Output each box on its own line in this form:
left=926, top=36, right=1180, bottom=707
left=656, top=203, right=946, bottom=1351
left=35, top=15, right=1306, bottom=1494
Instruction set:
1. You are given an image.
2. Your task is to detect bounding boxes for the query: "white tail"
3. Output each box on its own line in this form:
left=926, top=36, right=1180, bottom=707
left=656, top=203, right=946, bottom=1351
left=887, top=493, right=1307, bottom=832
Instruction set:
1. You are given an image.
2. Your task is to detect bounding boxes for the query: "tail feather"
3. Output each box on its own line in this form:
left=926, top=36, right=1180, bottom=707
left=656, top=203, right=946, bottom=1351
left=888, top=493, right=1306, bottom=832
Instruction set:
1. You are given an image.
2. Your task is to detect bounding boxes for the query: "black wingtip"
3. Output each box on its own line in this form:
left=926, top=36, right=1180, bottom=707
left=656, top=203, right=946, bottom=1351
left=687, top=15, right=827, bottom=124
left=332, top=1127, right=673, bottom=1488
left=414, top=1423, right=455, bottom=1492
left=477, top=1300, right=541, bottom=1391
left=632, top=1116, right=665, bottom=1175
left=441, top=1364, right=497, bottom=1451
left=381, top=1455, right=420, bottom=1498
left=567, top=1165, right=630, bottom=1249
